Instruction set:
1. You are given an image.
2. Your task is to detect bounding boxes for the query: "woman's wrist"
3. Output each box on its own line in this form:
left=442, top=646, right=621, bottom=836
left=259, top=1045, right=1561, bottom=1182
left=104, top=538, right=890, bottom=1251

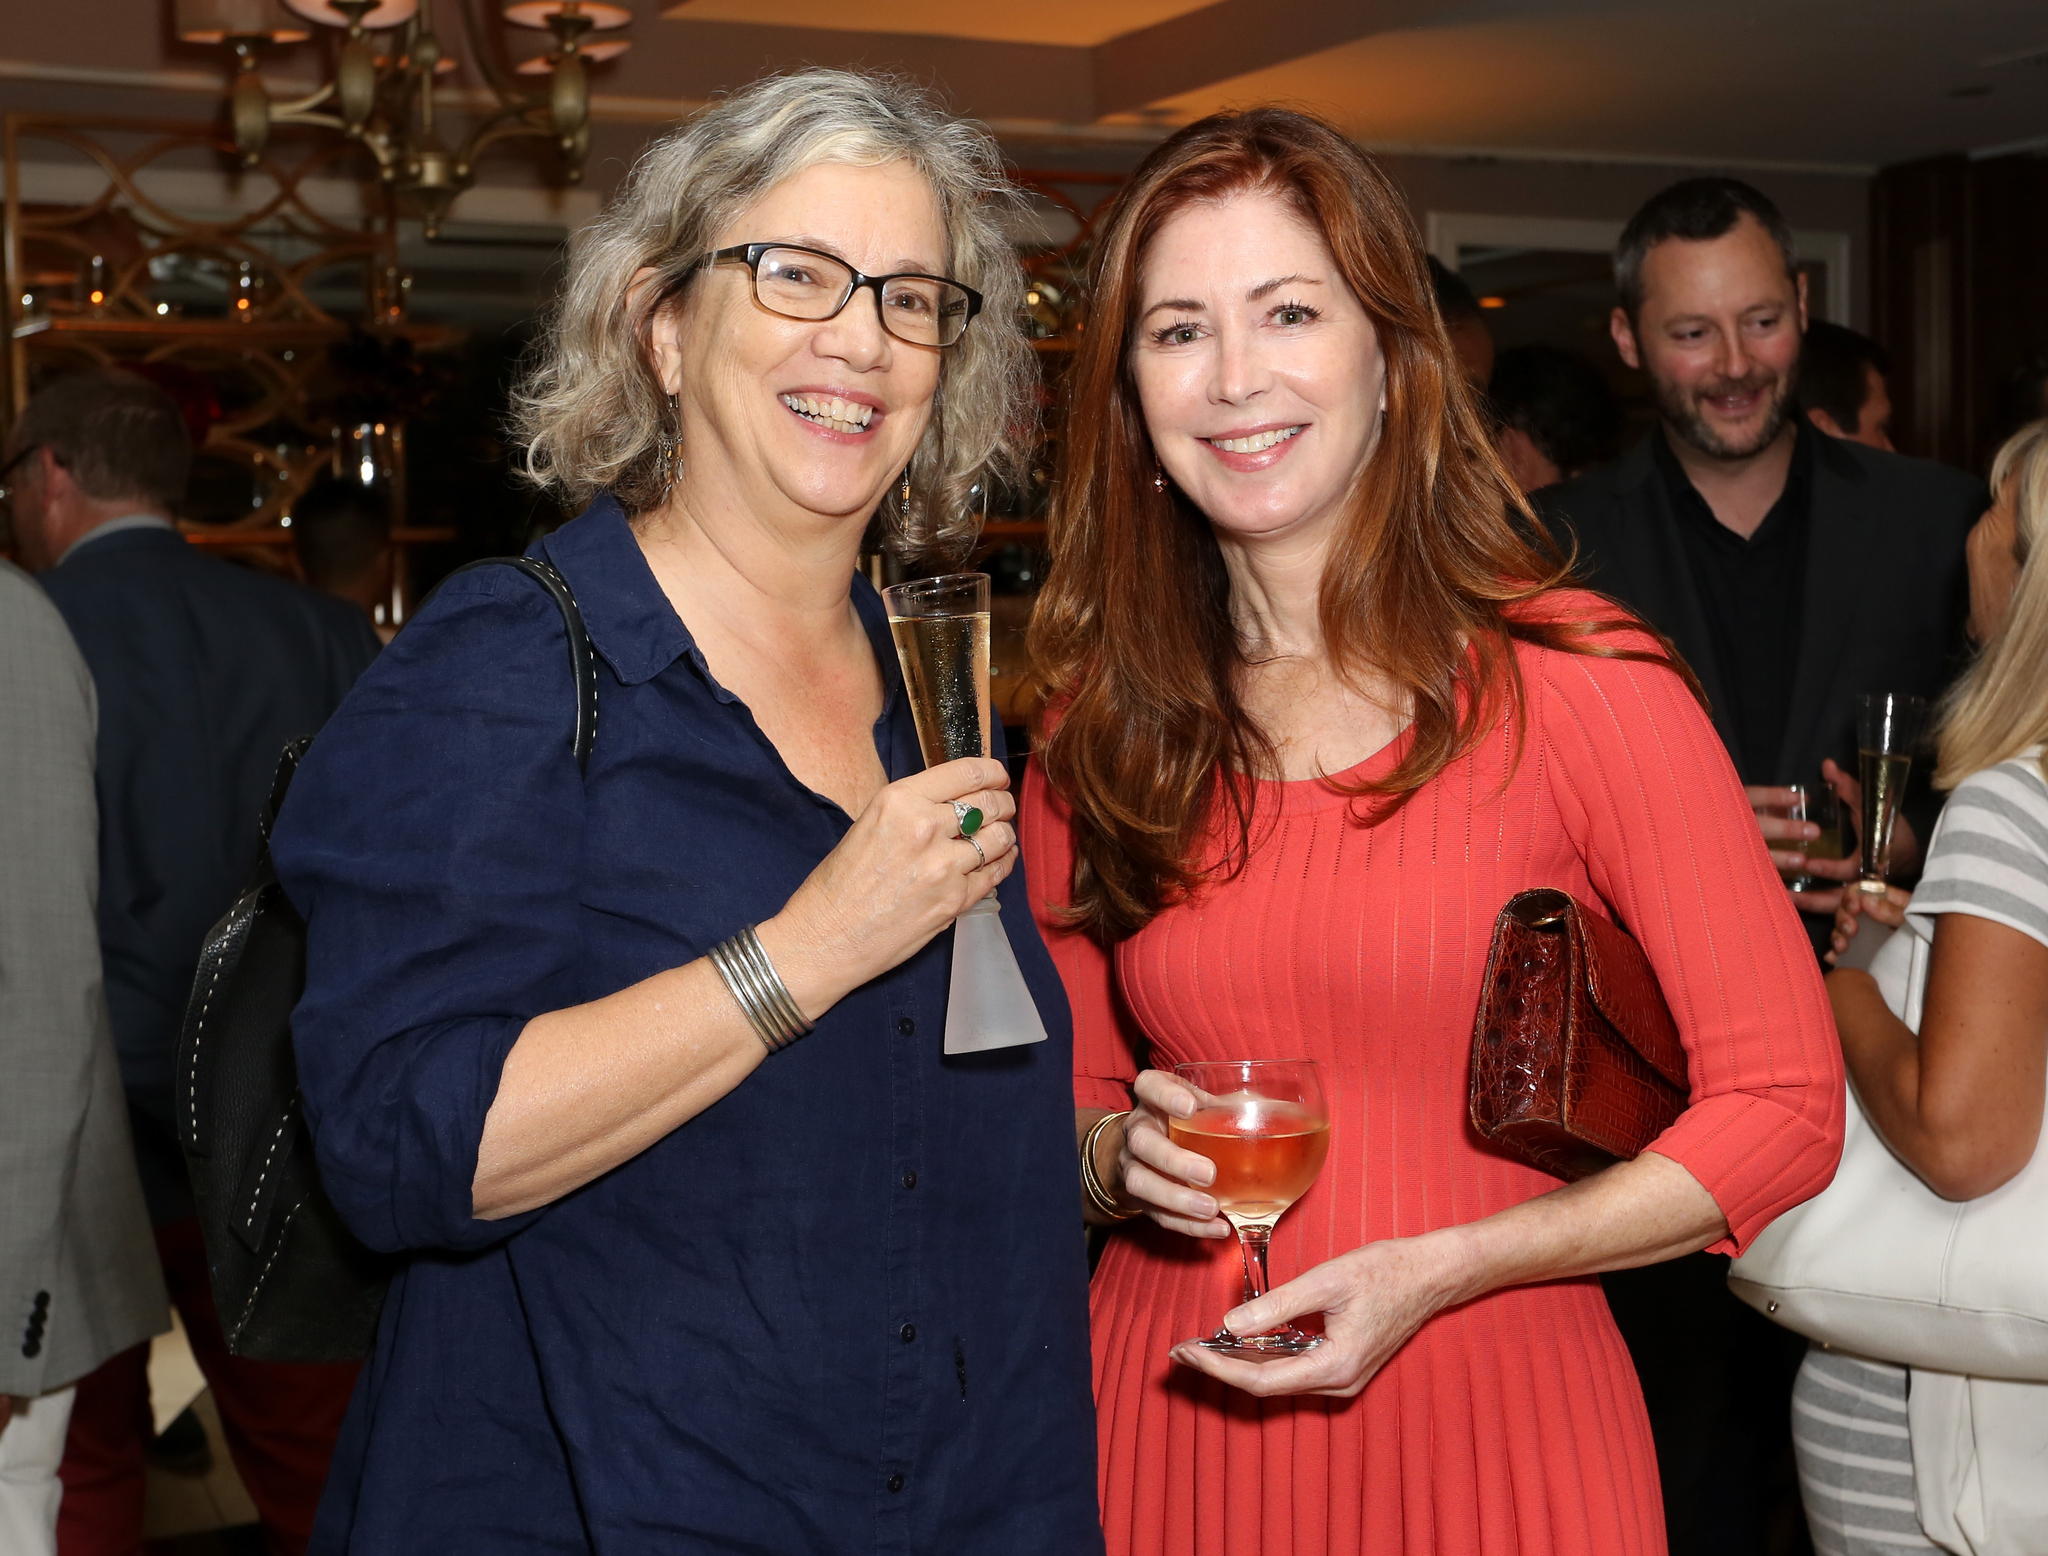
left=751, top=910, right=851, bottom=1025
left=1081, top=1110, right=1141, bottom=1221
left=1403, top=1224, right=1492, bottom=1313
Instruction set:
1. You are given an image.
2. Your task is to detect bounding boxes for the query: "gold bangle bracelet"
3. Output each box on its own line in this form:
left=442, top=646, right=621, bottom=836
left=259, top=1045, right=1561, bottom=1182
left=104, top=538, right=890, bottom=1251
left=1080, top=1109, right=1140, bottom=1221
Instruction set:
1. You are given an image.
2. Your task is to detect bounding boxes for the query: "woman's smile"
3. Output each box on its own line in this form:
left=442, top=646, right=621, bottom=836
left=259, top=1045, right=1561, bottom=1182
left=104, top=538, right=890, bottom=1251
left=1199, top=422, right=1307, bottom=471
left=779, top=387, right=883, bottom=441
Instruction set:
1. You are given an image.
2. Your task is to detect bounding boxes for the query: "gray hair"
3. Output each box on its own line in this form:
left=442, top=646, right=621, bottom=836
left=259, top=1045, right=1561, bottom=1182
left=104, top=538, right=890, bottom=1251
left=512, top=69, right=1033, bottom=560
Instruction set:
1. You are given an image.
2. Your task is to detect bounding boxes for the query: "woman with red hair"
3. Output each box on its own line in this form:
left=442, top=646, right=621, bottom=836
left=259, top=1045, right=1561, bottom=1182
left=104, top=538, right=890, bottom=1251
left=1023, top=108, right=1844, bottom=1555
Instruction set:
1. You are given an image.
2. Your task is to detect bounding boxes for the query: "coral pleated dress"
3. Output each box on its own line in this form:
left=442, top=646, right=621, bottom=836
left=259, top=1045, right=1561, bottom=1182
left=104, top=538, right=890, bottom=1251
left=1021, top=606, right=1843, bottom=1556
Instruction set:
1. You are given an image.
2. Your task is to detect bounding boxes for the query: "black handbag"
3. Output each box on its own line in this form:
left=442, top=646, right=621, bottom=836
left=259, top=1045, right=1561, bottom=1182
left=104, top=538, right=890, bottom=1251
left=174, top=556, right=598, bottom=1361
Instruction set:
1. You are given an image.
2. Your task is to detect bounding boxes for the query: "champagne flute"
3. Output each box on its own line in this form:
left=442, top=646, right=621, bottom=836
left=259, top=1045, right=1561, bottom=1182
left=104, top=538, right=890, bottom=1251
left=1855, top=693, right=1929, bottom=897
left=882, top=573, right=1045, bottom=1054
left=1171, top=1060, right=1331, bottom=1357
left=885, top=573, right=992, bottom=769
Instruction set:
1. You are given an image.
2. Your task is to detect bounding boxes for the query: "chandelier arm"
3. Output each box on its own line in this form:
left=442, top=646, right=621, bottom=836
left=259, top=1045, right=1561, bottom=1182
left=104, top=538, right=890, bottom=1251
left=454, top=112, right=554, bottom=177
left=270, top=109, right=349, bottom=134
left=272, top=80, right=339, bottom=118
left=456, top=0, right=528, bottom=111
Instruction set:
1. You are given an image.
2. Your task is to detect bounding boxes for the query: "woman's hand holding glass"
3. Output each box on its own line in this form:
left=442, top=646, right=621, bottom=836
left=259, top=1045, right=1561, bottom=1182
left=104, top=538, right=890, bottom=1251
left=1121, top=1069, right=1458, bottom=1392
left=1112, top=1070, right=1235, bottom=1239
left=1828, top=882, right=1911, bottom=967
left=760, top=755, right=1015, bottom=1018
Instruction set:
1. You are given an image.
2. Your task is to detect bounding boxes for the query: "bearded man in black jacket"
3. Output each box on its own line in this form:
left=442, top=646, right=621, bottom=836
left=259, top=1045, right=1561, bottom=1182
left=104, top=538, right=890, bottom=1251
left=1536, top=178, right=1983, bottom=1556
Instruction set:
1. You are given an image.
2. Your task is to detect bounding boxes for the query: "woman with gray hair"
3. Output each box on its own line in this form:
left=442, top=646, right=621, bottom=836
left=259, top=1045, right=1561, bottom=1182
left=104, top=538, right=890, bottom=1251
left=268, top=69, right=1102, bottom=1554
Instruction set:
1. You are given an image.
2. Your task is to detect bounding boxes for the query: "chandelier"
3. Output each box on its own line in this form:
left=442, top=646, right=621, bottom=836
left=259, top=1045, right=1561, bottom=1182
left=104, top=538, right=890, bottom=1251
left=174, top=0, right=630, bottom=236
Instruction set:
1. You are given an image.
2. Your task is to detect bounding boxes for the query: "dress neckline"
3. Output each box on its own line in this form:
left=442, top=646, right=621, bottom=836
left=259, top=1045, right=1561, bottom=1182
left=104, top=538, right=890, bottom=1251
left=1250, top=720, right=1418, bottom=816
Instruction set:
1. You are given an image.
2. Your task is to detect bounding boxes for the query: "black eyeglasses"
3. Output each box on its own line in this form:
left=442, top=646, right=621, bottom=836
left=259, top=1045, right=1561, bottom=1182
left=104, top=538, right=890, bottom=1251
left=693, top=243, right=983, bottom=348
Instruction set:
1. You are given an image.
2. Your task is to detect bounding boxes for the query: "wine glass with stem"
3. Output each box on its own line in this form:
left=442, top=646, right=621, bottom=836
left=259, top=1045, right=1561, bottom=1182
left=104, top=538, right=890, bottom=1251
left=1170, top=1059, right=1331, bottom=1356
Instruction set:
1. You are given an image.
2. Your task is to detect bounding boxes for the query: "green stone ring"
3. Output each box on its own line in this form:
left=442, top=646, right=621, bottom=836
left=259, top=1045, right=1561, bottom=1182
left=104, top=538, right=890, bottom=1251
left=952, top=800, right=984, bottom=837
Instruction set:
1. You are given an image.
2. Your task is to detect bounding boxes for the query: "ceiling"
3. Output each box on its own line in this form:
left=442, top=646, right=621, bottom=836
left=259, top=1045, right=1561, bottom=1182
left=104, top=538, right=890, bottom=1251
left=2, top=0, right=2046, bottom=194
left=661, top=0, right=1217, bottom=50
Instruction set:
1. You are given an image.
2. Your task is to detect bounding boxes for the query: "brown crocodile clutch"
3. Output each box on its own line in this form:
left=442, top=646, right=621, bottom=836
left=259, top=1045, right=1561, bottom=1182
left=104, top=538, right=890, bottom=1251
left=1468, top=888, right=1690, bottom=1181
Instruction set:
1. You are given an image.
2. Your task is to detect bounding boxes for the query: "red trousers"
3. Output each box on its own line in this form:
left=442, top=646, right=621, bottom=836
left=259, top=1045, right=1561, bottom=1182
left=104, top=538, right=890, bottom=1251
left=56, top=1218, right=359, bottom=1556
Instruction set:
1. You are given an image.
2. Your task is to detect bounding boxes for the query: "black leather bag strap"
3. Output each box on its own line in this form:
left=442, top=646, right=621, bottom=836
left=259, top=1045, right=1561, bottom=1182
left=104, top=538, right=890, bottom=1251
left=427, top=555, right=598, bottom=774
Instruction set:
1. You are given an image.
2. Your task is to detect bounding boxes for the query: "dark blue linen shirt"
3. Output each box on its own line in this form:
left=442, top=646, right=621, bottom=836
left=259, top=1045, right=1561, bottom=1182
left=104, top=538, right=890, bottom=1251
left=271, top=498, right=1102, bottom=1556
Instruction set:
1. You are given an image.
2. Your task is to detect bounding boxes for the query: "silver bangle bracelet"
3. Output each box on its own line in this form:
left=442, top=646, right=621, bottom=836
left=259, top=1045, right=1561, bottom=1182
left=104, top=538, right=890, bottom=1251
left=708, top=925, right=814, bottom=1053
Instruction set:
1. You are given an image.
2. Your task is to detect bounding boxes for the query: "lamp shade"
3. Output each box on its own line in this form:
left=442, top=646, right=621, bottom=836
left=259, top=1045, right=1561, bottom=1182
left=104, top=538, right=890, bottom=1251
left=175, top=0, right=312, bottom=42
left=502, top=0, right=632, bottom=30
left=281, top=0, right=420, bottom=28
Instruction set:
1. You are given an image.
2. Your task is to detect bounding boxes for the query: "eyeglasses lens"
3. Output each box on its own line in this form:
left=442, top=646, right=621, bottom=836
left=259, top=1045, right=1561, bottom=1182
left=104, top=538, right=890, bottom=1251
left=753, top=247, right=971, bottom=347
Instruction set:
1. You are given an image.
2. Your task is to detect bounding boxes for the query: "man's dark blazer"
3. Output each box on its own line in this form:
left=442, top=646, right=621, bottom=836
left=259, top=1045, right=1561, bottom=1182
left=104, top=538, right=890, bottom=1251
left=40, top=525, right=380, bottom=1220
left=1536, top=430, right=1982, bottom=800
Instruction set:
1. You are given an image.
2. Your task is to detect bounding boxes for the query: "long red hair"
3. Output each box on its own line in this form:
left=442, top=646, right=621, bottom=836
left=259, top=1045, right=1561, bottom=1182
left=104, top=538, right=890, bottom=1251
left=1028, top=107, right=1691, bottom=941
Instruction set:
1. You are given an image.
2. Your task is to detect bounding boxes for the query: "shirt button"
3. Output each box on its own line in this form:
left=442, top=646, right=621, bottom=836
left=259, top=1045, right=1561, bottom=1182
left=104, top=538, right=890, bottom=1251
left=887, top=1472, right=906, bottom=1493
left=901, top=1170, right=917, bottom=1190
left=899, top=1323, right=916, bottom=1343
left=896, top=1017, right=915, bottom=1036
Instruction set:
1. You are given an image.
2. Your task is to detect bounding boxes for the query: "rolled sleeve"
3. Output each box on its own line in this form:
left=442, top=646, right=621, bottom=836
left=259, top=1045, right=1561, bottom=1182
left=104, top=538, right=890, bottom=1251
left=273, top=570, right=586, bottom=1254
left=1536, top=626, right=1845, bottom=1253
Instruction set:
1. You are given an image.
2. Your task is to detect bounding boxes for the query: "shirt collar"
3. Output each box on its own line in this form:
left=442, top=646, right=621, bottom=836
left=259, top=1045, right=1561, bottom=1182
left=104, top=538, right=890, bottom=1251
left=58, top=512, right=175, bottom=566
left=1653, top=417, right=1814, bottom=548
left=536, top=493, right=900, bottom=699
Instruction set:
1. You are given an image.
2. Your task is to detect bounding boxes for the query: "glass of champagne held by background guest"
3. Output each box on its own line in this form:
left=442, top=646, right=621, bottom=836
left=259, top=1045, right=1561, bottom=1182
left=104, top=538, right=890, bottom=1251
left=1024, top=107, right=1845, bottom=1556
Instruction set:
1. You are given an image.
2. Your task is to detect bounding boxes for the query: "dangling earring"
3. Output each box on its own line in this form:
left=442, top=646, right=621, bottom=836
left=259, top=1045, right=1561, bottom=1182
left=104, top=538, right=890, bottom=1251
left=899, top=466, right=914, bottom=513
left=1152, top=460, right=1167, bottom=493
left=656, top=393, right=681, bottom=496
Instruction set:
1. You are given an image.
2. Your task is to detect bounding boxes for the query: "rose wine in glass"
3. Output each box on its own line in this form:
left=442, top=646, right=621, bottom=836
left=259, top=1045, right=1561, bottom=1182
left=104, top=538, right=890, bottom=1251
left=1170, top=1060, right=1331, bottom=1357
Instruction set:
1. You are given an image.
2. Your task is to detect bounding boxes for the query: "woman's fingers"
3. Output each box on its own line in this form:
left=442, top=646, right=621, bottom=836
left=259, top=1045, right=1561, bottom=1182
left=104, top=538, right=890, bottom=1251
left=1168, top=1341, right=1332, bottom=1395
left=1119, top=1156, right=1225, bottom=1232
left=767, top=759, right=1026, bottom=1009
left=1118, top=1094, right=1229, bottom=1235
left=955, top=820, right=1017, bottom=871
left=908, top=756, right=1011, bottom=804
left=1223, top=1264, right=1336, bottom=1338
left=1131, top=1069, right=1199, bottom=1119
left=1124, top=1115, right=1216, bottom=1187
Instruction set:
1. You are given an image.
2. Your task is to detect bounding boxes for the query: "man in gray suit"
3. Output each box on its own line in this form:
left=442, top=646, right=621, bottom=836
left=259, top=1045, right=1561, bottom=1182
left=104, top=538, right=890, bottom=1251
left=0, top=556, right=166, bottom=1554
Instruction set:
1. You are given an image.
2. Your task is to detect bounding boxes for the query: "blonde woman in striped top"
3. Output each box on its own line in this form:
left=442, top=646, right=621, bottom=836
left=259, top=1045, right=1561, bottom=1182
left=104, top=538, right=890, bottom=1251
left=1809, top=419, right=2048, bottom=1554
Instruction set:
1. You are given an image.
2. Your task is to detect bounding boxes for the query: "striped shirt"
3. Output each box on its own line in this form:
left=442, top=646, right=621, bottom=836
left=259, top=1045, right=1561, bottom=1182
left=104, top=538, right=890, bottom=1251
left=1793, top=750, right=2048, bottom=1554
left=1909, top=748, right=2048, bottom=953
left=1793, top=1349, right=1938, bottom=1555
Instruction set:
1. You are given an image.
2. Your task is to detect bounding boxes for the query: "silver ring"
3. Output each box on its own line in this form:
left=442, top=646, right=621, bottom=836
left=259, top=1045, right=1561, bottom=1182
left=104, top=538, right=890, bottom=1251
left=963, top=833, right=987, bottom=869
left=951, top=798, right=984, bottom=837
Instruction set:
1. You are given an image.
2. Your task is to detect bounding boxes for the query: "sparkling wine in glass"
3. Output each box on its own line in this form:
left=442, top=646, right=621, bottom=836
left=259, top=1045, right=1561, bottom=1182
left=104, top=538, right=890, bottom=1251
left=886, top=575, right=991, bottom=767
left=1171, top=1060, right=1331, bottom=1357
left=882, top=572, right=1043, bottom=1054
left=1855, top=692, right=1929, bottom=896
